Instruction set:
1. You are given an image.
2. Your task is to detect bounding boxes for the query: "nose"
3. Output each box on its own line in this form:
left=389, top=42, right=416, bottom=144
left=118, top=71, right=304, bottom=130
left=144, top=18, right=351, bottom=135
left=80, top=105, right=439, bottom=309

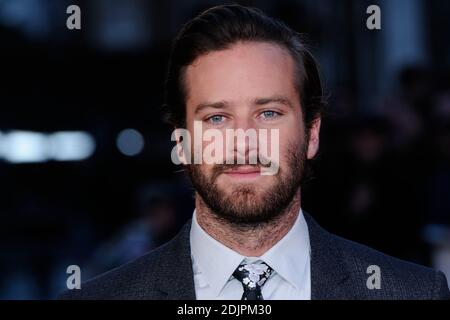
left=232, top=114, right=255, bottom=131
left=229, top=115, right=258, bottom=165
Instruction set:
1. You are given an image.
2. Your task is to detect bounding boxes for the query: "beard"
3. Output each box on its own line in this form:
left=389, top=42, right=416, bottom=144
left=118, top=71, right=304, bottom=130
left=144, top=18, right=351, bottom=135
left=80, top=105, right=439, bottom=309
left=186, top=140, right=308, bottom=226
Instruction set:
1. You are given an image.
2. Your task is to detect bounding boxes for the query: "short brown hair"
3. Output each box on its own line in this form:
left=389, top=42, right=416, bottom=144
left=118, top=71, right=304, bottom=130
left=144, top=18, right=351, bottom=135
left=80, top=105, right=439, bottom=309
left=163, top=4, right=325, bottom=133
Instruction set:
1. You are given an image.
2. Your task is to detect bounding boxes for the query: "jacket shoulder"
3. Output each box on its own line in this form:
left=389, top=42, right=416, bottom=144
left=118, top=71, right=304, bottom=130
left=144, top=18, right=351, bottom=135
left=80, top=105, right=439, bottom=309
left=331, top=233, right=450, bottom=299
left=57, top=242, right=170, bottom=300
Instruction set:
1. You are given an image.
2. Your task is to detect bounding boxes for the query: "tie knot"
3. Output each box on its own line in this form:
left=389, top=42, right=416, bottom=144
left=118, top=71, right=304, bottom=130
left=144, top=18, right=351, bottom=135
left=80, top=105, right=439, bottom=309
left=233, top=261, right=273, bottom=292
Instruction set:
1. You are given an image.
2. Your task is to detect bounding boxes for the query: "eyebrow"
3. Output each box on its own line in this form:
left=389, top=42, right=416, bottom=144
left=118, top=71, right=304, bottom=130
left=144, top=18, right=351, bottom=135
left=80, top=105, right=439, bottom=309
left=194, top=100, right=229, bottom=114
left=252, top=95, right=294, bottom=109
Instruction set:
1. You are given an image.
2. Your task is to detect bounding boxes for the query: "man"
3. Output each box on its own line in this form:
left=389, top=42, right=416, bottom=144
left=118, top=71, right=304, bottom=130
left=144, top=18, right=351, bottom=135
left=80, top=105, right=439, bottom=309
left=60, top=4, right=450, bottom=300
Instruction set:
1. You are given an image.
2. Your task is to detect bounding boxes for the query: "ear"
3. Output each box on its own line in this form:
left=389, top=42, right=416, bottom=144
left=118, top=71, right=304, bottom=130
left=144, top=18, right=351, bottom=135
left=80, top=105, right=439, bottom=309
left=307, top=117, right=321, bottom=159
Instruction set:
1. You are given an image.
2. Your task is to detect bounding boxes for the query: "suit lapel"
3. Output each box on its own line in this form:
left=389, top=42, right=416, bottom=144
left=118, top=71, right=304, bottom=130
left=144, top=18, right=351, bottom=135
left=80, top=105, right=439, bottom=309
left=153, top=221, right=197, bottom=300
left=303, top=212, right=353, bottom=299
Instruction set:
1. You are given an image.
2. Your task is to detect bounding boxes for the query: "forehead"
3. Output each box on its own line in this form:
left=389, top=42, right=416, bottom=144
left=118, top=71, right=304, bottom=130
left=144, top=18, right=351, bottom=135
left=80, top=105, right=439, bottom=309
left=184, top=41, right=298, bottom=106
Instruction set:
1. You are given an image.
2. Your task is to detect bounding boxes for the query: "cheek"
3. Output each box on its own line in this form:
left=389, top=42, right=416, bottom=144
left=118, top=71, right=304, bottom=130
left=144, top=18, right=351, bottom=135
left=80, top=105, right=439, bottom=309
left=275, top=132, right=304, bottom=173
left=278, top=110, right=304, bottom=138
left=278, top=144, right=292, bottom=168
left=277, top=124, right=304, bottom=152
left=197, top=163, right=216, bottom=178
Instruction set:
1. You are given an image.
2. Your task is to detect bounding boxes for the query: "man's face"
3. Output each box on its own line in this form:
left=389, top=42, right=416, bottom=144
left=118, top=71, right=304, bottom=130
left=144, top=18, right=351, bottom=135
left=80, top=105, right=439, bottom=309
left=183, top=41, right=320, bottom=224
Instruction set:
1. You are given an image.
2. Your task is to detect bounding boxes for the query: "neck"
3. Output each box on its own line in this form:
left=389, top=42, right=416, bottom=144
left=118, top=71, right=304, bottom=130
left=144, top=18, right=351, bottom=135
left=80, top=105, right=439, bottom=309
left=195, top=190, right=301, bottom=257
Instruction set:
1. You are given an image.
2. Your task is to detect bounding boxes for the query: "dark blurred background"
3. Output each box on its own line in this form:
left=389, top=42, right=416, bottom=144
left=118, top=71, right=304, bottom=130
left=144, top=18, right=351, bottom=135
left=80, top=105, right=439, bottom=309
left=1, top=0, right=450, bottom=299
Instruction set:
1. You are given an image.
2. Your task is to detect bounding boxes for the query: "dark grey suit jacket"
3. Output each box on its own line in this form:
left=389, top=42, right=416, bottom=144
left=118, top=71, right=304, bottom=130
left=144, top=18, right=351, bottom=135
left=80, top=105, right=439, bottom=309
left=59, top=212, right=450, bottom=299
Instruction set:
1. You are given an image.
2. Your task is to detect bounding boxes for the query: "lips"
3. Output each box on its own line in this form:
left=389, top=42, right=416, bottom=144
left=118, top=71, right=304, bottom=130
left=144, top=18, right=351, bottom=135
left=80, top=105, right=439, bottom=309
left=223, top=166, right=261, bottom=175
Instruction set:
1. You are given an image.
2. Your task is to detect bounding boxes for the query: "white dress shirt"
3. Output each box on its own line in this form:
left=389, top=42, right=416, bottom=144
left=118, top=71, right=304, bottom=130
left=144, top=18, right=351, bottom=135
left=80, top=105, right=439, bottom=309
left=190, top=208, right=311, bottom=300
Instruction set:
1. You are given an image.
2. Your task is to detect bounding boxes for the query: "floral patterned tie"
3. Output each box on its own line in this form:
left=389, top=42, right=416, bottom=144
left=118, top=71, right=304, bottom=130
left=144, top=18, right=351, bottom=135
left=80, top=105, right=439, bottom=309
left=232, top=261, right=273, bottom=300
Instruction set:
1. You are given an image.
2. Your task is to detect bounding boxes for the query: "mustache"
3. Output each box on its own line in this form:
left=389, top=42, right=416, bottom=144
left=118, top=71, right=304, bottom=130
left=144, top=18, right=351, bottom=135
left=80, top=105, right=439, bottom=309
left=211, top=161, right=275, bottom=179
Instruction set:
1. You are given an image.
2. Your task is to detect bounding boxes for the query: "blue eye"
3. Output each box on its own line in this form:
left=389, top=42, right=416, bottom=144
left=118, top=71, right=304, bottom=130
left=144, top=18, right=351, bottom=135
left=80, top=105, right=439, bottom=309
left=260, top=110, right=280, bottom=120
left=207, top=115, right=224, bottom=124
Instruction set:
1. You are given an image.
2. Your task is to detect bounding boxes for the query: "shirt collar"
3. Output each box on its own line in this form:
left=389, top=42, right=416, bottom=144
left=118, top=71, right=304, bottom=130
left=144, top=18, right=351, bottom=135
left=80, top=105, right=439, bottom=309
left=260, top=209, right=310, bottom=291
left=190, top=208, right=310, bottom=296
left=190, top=210, right=244, bottom=297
